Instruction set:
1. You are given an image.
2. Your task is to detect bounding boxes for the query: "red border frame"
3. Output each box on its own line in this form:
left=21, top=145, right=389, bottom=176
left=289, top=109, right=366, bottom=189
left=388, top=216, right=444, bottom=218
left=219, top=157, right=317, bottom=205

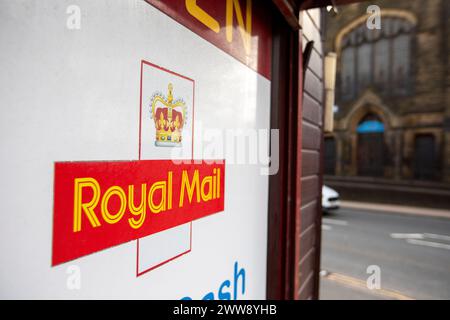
left=136, top=223, right=193, bottom=277
left=136, top=59, right=196, bottom=277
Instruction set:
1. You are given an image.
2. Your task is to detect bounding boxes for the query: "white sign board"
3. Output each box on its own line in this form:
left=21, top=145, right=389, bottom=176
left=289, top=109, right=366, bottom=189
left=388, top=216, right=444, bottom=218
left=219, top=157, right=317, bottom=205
left=0, top=0, right=272, bottom=299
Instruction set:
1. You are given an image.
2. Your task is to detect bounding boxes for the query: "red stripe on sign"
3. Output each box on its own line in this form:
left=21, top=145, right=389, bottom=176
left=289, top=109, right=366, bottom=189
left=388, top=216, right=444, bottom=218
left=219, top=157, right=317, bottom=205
left=144, top=0, right=272, bottom=80
left=52, top=160, right=225, bottom=266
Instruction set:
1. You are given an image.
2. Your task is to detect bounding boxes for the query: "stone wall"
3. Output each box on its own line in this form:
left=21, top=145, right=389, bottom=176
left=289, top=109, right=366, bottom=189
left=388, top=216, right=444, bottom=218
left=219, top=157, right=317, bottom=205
left=323, top=0, right=450, bottom=183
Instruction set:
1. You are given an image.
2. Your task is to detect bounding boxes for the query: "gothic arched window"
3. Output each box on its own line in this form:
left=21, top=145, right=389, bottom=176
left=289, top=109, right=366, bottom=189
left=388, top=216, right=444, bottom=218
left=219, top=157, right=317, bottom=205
left=338, top=16, right=414, bottom=102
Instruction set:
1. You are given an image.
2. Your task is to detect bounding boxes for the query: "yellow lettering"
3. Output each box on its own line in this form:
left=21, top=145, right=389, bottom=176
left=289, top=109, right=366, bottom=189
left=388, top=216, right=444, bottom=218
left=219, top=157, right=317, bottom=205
left=148, top=181, right=166, bottom=213
left=186, top=0, right=220, bottom=33
left=168, top=171, right=173, bottom=210
left=201, top=176, right=213, bottom=201
left=179, top=169, right=200, bottom=207
left=213, top=168, right=217, bottom=199
left=73, top=178, right=101, bottom=232
left=216, top=168, right=221, bottom=198
left=226, top=0, right=252, bottom=54
left=101, top=186, right=126, bottom=224
left=128, top=184, right=147, bottom=229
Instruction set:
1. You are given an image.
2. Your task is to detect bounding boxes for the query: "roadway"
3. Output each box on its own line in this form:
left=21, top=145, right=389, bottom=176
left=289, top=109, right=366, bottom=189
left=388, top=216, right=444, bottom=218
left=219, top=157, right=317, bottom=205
left=319, top=205, right=450, bottom=300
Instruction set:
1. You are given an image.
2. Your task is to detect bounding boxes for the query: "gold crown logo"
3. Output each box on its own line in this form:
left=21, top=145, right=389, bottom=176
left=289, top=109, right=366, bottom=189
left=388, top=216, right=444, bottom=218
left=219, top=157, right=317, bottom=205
left=150, top=83, right=187, bottom=147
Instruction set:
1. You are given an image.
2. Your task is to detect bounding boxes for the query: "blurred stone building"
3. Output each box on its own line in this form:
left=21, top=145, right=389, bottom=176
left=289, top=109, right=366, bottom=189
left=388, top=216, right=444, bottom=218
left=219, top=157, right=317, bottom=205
left=323, top=0, right=450, bottom=189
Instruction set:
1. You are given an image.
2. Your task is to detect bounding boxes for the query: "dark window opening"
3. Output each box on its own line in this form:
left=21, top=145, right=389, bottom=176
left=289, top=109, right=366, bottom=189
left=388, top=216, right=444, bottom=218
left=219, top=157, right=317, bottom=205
left=324, top=137, right=336, bottom=175
left=413, top=134, right=438, bottom=181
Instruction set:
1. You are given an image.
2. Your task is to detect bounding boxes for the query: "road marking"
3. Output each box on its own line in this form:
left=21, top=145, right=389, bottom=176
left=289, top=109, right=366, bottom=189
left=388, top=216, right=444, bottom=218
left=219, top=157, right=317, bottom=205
left=340, top=200, right=450, bottom=219
left=322, top=224, right=332, bottom=231
left=323, top=218, right=348, bottom=226
left=423, top=233, right=450, bottom=242
left=321, top=271, right=415, bottom=300
left=406, top=239, right=450, bottom=251
left=390, top=233, right=424, bottom=239
left=390, top=233, right=450, bottom=250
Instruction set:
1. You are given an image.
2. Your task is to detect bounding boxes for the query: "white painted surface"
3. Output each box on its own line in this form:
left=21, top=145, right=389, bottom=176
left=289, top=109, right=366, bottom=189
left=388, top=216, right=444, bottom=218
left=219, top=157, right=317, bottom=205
left=390, top=233, right=450, bottom=250
left=390, top=233, right=450, bottom=251
left=138, top=223, right=191, bottom=271
left=0, top=0, right=270, bottom=299
left=406, top=239, right=450, bottom=251
left=137, top=61, right=194, bottom=276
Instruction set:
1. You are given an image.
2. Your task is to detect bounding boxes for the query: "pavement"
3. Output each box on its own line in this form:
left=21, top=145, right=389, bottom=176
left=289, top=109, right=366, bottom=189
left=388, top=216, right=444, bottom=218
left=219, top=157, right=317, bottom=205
left=319, top=203, right=450, bottom=300
left=340, top=201, right=450, bottom=219
left=324, top=177, right=450, bottom=210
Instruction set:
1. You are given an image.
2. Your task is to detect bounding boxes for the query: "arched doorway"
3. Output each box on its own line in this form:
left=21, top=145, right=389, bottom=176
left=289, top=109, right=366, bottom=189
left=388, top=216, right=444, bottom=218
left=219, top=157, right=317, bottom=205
left=357, top=114, right=385, bottom=176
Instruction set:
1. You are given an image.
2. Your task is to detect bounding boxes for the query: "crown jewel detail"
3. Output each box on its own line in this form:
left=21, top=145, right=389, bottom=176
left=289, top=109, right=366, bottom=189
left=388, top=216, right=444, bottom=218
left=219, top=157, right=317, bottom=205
left=150, top=83, right=187, bottom=147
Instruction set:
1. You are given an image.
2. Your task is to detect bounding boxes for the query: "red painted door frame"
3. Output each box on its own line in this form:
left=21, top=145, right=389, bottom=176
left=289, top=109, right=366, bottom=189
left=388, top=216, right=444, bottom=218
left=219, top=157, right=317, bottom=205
left=266, top=5, right=304, bottom=300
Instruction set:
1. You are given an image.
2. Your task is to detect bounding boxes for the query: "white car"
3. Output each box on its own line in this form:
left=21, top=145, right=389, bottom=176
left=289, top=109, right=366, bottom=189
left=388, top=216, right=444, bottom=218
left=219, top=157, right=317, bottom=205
left=322, top=185, right=340, bottom=211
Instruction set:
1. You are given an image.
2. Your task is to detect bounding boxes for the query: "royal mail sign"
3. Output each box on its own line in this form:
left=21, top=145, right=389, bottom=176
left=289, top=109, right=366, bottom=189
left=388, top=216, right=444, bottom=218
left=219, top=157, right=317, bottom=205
left=1, top=0, right=272, bottom=299
left=53, top=160, right=225, bottom=265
